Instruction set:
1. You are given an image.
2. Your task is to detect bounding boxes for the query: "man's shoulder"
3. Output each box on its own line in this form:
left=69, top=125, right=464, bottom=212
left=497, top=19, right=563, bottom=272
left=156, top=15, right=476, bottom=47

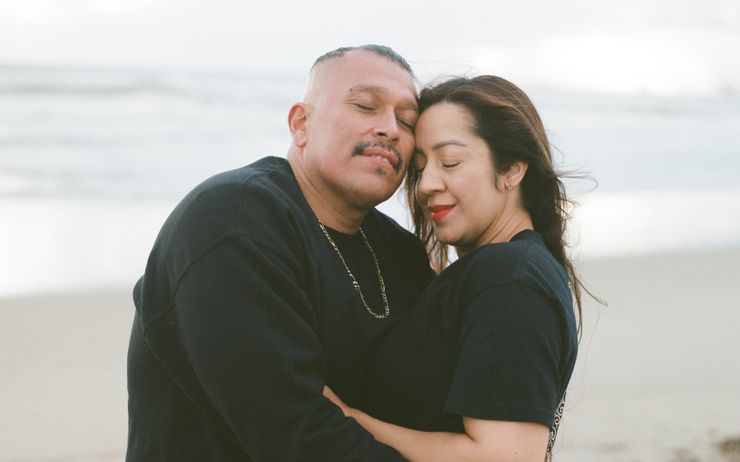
left=137, top=157, right=310, bottom=320
left=149, top=156, right=308, bottom=277
left=170, top=156, right=304, bottom=233
left=186, top=156, right=296, bottom=208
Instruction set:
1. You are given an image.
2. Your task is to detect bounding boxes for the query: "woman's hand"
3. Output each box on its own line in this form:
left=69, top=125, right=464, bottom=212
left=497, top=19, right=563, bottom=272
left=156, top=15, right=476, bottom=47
left=324, top=385, right=546, bottom=461
left=323, top=386, right=353, bottom=417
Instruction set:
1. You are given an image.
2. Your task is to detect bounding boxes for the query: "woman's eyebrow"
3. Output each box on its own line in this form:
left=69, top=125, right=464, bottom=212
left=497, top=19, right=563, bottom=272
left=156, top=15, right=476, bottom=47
left=431, top=140, right=467, bottom=151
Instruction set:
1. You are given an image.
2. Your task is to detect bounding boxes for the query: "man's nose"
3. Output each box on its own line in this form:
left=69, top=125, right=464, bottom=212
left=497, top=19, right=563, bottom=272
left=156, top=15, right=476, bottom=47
left=373, top=108, right=400, bottom=140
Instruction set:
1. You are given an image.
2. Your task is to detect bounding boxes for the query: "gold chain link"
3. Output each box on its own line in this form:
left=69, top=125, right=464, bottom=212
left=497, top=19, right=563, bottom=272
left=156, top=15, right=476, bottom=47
left=318, top=222, right=390, bottom=319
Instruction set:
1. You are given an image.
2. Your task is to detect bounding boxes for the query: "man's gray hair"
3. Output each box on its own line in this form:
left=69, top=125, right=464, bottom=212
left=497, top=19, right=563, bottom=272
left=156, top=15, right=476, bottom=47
left=312, top=44, right=413, bottom=77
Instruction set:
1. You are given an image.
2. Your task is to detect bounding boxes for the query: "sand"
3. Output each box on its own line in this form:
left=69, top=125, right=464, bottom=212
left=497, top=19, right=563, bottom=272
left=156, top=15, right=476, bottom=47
left=557, top=248, right=740, bottom=461
left=1, top=248, right=739, bottom=461
left=0, top=290, right=132, bottom=461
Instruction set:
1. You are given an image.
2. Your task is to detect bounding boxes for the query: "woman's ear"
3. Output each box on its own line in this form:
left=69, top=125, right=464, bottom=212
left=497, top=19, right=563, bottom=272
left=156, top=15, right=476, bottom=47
left=505, top=161, right=529, bottom=189
left=288, top=103, right=308, bottom=148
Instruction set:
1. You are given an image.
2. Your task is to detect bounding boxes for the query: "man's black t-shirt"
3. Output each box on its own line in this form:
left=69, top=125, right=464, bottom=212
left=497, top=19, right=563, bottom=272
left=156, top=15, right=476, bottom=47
left=126, top=156, right=435, bottom=461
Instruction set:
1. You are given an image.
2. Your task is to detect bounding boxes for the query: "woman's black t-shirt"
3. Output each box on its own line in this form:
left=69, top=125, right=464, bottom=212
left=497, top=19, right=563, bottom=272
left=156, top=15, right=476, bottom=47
left=359, top=230, right=578, bottom=432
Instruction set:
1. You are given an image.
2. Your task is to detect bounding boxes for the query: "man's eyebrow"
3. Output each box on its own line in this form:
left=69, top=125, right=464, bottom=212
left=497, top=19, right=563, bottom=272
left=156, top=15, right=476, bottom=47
left=348, top=84, right=418, bottom=111
left=348, top=84, right=387, bottom=95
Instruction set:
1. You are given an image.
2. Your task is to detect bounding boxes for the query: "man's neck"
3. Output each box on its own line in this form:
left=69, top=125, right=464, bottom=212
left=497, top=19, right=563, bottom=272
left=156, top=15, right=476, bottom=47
left=287, top=154, right=367, bottom=234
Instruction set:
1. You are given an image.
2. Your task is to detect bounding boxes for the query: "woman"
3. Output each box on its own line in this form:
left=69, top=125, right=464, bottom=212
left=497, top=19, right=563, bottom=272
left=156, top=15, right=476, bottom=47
left=325, top=75, right=585, bottom=461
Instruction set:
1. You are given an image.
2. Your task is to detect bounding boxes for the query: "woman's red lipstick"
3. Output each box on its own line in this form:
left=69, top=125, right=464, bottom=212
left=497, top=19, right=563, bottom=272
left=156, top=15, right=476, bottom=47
left=429, top=205, right=454, bottom=221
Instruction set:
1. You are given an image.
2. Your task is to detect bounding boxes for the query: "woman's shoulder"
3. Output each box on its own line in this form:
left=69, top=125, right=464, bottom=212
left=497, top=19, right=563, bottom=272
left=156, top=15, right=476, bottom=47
left=461, top=230, right=540, bottom=273
left=455, top=230, right=567, bottom=295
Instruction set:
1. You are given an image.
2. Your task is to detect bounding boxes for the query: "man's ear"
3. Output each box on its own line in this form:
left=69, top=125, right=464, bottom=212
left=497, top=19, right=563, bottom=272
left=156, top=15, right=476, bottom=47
left=288, top=103, right=308, bottom=148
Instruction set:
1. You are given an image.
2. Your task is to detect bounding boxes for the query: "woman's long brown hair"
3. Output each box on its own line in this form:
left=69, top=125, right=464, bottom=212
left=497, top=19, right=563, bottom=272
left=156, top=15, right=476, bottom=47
left=405, top=75, right=598, bottom=330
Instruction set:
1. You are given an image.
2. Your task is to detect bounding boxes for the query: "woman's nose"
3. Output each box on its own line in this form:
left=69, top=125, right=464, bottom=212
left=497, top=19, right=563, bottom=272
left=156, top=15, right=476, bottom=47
left=415, top=166, right=445, bottom=200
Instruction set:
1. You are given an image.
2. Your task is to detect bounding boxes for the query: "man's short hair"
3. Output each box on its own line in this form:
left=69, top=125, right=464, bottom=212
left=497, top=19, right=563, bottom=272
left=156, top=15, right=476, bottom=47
left=312, top=44, right=413, bottom=77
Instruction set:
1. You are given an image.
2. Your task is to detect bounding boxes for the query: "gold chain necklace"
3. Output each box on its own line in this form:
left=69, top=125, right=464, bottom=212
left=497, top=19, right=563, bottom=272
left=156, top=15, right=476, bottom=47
left=318, top=222, right=390, bottom=319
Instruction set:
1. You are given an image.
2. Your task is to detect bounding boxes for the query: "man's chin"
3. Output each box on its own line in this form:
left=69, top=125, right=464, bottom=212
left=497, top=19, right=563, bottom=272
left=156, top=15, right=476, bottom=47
left=351, top=185, right=401, bottom=209
left=361, top=192, right=396, bottom=209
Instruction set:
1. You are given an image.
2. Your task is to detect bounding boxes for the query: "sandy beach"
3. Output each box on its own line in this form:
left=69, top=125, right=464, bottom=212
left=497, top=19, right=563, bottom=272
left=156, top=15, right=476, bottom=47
left=558, top=247, right=740, bottom=462
left=1, top=248, right=739, bottom=462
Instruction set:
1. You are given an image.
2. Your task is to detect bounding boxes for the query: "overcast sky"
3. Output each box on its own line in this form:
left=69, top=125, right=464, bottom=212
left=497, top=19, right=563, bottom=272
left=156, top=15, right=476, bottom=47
left=1, top=0, right=739, bottom=95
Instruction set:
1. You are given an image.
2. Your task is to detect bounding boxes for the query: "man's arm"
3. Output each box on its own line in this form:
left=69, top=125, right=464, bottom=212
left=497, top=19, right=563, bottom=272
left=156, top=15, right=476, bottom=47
left=141, top=235, right=404, bottom=461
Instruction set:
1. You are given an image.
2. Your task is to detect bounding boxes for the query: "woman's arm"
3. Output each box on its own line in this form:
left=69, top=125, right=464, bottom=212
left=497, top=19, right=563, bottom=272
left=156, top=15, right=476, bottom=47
left=324, top=387, right=549, bottom=462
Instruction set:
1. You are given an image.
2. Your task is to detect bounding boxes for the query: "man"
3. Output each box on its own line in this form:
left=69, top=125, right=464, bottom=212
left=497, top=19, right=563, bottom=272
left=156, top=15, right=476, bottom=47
left=126, top=45, right=435, bottom=461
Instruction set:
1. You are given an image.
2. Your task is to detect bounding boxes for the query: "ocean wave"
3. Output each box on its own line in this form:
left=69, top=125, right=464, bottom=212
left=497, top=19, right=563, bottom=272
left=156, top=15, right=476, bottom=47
left=0, top=64, right=305, bottom=105
left=0, top=66, right=187, bottom=97
left=0, top=81, right=186, bottom=97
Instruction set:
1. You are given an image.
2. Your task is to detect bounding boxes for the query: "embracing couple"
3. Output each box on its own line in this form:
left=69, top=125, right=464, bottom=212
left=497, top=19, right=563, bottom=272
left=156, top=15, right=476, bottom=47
left=126, top=44, right=582, bottom=461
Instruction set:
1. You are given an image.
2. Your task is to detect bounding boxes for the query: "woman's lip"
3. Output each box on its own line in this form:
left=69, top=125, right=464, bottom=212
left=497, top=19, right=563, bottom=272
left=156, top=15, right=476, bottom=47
left=428, top=205, right=454, bottom=221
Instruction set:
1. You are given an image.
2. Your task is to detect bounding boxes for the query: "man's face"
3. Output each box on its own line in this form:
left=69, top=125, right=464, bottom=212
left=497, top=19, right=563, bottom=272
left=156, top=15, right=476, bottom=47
left=298, top=50, right=418, bottom=211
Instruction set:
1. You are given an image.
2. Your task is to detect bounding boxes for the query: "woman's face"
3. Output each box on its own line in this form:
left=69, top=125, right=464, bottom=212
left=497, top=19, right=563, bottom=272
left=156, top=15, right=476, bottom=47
left=414, top=102, right=507, bottom=253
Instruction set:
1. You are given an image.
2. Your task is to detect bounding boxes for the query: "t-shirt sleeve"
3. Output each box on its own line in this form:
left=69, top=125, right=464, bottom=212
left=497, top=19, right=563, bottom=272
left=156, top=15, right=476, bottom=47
left=443, top=281, right=563, bottom=427
left=141, top=235, right=404, bottom=462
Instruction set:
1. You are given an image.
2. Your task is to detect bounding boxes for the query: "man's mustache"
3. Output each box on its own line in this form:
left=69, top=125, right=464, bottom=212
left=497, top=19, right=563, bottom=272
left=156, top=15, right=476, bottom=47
left=352, top=141, right=403, bottom=173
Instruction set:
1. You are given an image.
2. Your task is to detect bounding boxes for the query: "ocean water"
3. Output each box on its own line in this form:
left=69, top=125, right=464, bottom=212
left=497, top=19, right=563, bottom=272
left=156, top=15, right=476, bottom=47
left=2, top=64, right=739, bottom=296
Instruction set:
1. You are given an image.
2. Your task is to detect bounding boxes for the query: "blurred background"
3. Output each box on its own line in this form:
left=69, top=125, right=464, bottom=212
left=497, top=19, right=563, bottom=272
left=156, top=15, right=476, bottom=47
left=1, top=1, right=739, bottom=461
